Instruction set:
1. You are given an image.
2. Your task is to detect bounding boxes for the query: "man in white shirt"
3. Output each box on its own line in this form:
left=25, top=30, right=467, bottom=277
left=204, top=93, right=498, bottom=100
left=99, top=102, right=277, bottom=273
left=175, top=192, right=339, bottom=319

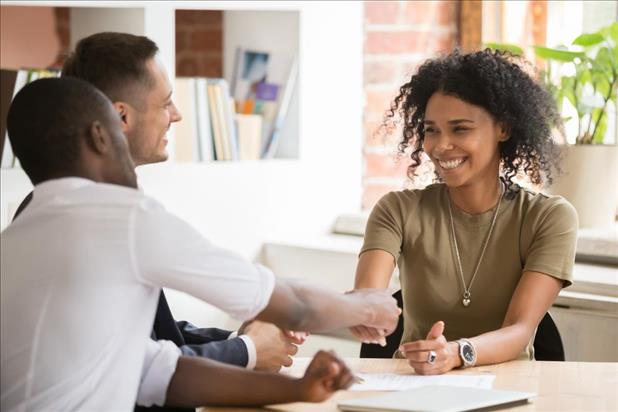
left=12, top=32, right=296, bottom=383
left=1, top=77, right=399, bottom=410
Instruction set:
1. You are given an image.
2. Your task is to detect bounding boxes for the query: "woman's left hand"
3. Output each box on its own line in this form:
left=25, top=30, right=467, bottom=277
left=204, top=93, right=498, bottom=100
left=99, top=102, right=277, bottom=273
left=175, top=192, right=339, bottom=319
left=398, top=321, right=460, bottom=375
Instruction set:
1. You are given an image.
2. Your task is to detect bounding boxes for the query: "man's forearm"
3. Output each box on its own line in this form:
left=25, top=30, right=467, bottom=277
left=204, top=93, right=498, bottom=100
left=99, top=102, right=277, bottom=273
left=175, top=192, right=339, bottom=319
left=165, top=356, right=301, bottom=407
left=287, top=282, right=373, bottom=332
left=255, top=280, right=374, bottom=333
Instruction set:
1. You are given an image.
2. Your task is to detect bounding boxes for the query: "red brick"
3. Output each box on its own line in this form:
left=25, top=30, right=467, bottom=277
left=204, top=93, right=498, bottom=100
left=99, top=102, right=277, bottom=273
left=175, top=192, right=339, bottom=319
left=176, top=10, right=222, bottom=26
left=190, top=29, right=222, bottom=52
left=436, top=1, right=458, bottom=26
left=365, top=153, right=410, bottom=178
left=176, top=57, right=199, bottom=77
left=362, top=183, right=401, bottom=210
left=364, top=61, right=398, bottom=85
left=365, top=89, right=398, bottom=121
left=404, top=0, right=456, bottom=26
left=365, top=30, right=454, bottom=54
left=364, top=120, right=385, bottom=147
left=403, top=1, right=436, bottom=25
left=200, top=56, right=223, bottom=77
left=364, top=120, right=402, bottom=148
left=175, top=31, right=189, bottom=52
left=365, top=1, right=401, bottom=25
left=436, top=34, right=457, bottom=53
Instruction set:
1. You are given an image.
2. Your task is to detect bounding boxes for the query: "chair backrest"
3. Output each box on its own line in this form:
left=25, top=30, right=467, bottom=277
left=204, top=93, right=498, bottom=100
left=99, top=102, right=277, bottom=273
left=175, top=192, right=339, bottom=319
left=360, top=290, right=404, bottom=358
left=360, top=290, right=565, bottom=361
left=533, top=312, right=565, bottom=361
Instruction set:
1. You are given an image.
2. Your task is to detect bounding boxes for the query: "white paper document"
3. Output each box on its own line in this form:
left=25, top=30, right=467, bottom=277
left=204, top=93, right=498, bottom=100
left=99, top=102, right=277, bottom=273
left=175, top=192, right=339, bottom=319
left=350, top=373, right=496, bottom=391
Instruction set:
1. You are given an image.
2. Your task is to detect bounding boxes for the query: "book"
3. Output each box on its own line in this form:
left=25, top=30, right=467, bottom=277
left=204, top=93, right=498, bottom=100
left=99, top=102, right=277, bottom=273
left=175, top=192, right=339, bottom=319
left=172, top=77, right=239, bottom=162
left=235, top=114, right=262, bottom=160
left=262, top=57, right=298, bottom=158
left=173, top=77, right=200, bottom=162
left=213, top=83, right=231, bottom=160
left=207, top=83, right=225, bottom=161
left=209, top=79, right=239, bottom=161
left=194, top=78, right=214, bottom=161
left=231, top=47, right=297, bottom=159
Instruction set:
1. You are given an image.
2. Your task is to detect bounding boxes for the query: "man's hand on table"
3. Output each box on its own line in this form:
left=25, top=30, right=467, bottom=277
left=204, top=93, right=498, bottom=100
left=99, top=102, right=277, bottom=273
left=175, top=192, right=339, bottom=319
left=297, top=350, right=354, bottom=402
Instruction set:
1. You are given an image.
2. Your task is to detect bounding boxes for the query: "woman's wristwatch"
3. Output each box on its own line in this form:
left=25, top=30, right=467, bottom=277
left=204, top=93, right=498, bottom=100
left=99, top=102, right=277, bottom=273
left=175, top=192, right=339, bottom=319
left=456, top=338, right=477, bottom=368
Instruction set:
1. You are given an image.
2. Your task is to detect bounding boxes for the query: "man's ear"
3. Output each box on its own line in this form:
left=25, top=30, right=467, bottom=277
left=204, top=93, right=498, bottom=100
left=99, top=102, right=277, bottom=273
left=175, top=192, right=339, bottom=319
left=86, top=120, right=111, bottom=155
left=113, top=102, right=131, bottom=134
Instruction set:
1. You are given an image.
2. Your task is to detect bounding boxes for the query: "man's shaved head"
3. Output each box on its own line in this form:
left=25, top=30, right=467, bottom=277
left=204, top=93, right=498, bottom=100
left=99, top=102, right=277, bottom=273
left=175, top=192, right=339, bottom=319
left=7, top=77, right=135, bottom=187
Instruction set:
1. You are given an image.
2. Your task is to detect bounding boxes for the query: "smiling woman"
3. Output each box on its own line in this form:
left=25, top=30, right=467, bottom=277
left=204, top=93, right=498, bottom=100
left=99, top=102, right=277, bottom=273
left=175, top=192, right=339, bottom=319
left=353, top=48, right=579, bottom=375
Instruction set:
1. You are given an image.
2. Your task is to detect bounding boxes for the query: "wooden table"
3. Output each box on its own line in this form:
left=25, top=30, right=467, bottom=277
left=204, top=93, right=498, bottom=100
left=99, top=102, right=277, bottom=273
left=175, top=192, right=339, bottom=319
left=200, top=358, right=618, bottom=412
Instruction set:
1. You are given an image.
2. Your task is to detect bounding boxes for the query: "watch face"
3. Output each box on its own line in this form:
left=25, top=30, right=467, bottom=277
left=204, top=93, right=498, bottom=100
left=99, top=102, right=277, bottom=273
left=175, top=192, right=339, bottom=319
left=462, top=344, right=475, bottom=363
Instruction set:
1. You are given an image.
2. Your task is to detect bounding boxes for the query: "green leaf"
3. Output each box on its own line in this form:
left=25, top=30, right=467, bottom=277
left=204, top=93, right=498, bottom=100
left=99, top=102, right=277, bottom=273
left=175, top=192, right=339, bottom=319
left=573, top=33, right=604, bottom=47
left=595, top=47, right=616, bottom=71
left=593, top=74, right=611, bottom=97
left=577, top=66, right=592, bottom=84
left=561, top=77, right=577, bottom=108
left=484, top=42, right=524, bottom=55
left=591, top=109, right=608, bottom=144
left=534, top=46, right=585, bottom=62
left=600, top=22, right=618, bottom=44
left=577, top=102, right=597, bottom=114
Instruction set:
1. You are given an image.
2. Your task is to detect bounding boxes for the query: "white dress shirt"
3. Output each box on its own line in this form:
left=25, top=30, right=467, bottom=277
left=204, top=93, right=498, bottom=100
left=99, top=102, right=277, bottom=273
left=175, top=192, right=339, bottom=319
left=0, top=178, right=275, bottom=411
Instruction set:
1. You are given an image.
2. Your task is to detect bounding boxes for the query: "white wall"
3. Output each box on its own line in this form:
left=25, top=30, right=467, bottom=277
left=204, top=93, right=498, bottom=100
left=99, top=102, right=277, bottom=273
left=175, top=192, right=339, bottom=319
left=70, top=8, right=145, bottom=49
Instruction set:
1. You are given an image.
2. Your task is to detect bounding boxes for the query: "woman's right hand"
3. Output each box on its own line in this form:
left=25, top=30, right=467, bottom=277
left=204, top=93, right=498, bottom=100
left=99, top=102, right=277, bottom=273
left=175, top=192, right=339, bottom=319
left=298, top=350, right=354, bottom=402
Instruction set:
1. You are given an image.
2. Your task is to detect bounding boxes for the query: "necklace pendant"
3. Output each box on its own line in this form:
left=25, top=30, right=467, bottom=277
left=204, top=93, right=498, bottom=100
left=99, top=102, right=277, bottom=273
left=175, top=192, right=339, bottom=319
left=462, top=291, right=471, bottom=307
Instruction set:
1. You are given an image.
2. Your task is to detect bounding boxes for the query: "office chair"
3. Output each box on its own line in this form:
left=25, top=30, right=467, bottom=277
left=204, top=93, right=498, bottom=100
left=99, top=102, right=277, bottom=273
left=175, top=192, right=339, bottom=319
left=359, top=290, right=404, bottom=359
left=533, top=312, right=565, bottom=361
left=360, top=290, right=565, bottom=361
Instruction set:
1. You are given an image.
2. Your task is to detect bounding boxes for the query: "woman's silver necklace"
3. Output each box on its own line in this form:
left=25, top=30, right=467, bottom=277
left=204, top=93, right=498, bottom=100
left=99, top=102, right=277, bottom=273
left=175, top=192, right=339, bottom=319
left=447, top=182, right=504, bottom=307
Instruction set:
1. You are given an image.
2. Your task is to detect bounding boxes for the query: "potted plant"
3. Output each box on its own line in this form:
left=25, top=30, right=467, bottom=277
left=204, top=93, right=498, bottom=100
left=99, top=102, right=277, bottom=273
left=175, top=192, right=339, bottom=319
left=489, top=22, right=618, bottom=229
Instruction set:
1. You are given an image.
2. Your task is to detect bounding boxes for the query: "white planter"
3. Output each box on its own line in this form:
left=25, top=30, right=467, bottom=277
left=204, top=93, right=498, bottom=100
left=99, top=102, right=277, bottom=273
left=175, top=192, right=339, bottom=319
left=548, top=145, right=618, bottom=229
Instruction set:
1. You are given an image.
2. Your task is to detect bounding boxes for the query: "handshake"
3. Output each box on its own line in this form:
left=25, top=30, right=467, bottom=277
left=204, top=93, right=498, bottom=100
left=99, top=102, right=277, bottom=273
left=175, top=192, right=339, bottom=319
left=344, top=288, right=401, bottom=346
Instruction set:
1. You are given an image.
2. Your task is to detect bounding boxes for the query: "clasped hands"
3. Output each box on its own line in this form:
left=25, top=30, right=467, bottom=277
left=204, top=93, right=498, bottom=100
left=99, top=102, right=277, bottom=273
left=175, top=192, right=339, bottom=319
left=239, top=320, right=309, bottom=372
left=347, top=288, right=401, bottom=346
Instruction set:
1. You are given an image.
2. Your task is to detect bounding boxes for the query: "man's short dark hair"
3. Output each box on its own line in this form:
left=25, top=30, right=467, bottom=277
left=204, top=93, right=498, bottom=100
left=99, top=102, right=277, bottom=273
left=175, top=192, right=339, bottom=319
left=62, top=32, right=159, bottom=108
left=7, top=77, right=114, bottom=184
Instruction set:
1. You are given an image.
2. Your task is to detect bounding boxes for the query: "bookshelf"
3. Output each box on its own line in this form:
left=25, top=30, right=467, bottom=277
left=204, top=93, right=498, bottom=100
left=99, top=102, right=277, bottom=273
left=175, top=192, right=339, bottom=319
left=1, top=1, right=363, bottom=329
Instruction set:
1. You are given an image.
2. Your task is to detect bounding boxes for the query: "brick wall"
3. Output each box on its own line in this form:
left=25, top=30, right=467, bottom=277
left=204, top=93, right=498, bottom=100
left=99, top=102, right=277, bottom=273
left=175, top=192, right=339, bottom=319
left=175, top=10, right=222, bottom=77
left=50, top=9, right=223, bottom=77
left=362, top=1, right=458, bottom=210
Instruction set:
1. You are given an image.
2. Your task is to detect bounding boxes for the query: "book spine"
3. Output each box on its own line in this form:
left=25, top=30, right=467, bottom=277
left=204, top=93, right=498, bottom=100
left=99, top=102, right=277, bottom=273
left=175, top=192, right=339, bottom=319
left=262, top=57, right=298, bottom=159
left=195, top=78, right=214, bottom=161
left=212, top=83, right=231, bottom=160
left=207, top=83, right=224, bottom=161
left=219, top=80, right=238, bottom=161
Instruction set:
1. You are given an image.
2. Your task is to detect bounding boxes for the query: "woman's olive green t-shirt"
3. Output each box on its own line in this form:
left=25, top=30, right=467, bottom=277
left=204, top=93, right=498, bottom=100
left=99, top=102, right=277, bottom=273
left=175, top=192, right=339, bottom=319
left=361, top=183, right=578, bottom=360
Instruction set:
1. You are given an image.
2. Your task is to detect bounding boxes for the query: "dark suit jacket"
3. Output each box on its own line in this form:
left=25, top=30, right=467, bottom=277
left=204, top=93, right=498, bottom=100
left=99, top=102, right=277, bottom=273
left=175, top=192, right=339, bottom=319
left=13, top=191, right=249, bottom=412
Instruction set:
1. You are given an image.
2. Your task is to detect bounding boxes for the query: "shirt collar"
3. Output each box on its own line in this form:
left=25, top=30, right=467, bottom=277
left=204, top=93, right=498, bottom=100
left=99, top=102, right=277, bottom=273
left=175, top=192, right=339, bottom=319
left=31, top=177, right=96, bottom=206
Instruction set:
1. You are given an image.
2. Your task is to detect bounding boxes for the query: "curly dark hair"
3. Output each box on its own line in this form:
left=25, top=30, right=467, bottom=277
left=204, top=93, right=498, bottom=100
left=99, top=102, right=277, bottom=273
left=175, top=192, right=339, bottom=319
left=386, top=48, right=563, bottom=197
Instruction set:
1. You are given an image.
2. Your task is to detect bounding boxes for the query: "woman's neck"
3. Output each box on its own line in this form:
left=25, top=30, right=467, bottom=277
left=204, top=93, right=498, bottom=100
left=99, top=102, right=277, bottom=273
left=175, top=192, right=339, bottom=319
left=447, top=177, right=503, bottom=215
